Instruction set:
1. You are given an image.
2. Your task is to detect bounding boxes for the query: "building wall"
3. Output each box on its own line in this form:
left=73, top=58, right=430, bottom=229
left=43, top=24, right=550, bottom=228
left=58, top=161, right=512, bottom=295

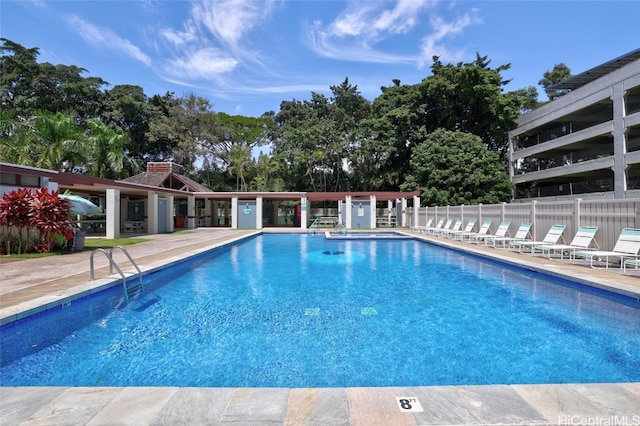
left=509, top=57, right=640, bottom=200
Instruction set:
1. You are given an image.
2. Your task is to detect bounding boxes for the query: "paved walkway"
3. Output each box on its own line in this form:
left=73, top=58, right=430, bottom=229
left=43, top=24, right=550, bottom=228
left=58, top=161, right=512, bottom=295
left=1, top=228, right=639, bottom=425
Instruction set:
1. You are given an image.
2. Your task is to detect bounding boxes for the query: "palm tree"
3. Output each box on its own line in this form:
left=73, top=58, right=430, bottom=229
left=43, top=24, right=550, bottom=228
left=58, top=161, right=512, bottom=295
left=85, top=119, right=139, bottom=179
left=227, top=144, right=251, bottom=191
left=29, top=111, right=85, bottom=171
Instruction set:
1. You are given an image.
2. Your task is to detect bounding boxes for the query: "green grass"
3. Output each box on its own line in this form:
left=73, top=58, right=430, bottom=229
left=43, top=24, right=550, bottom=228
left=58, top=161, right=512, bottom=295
left=83, top=237, right=151, bottom=249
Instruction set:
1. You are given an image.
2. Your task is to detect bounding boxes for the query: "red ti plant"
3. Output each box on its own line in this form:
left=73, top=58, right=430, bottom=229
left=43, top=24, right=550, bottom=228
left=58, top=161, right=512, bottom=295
left=28, top=188, right=71, bottom=253
left=0, top=188, right=34, bottom=254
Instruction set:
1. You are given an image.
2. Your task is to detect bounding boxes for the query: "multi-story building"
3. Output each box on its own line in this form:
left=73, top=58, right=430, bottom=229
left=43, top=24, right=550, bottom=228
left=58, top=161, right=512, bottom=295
left=509, top=49, right=640, bottom=200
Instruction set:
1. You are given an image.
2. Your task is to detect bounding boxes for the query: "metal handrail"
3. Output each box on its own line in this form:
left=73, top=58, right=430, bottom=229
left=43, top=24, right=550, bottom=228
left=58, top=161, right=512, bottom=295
left=90, top=246, right=143, bottom=300
left=308, top=216, right=340, bottom=234
left=90, top=248, right=123, bottom=281
left=108, top=246, right=142, bottom=289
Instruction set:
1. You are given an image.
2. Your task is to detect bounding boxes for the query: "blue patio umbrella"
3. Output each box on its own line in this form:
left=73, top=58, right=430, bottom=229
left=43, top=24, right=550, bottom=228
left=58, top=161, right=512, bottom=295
left=59, top=194, right=102, bottom=215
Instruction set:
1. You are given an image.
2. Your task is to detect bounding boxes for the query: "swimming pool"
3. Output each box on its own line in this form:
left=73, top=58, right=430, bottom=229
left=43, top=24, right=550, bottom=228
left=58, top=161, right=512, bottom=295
left=1, top=234, right=639, bottom=388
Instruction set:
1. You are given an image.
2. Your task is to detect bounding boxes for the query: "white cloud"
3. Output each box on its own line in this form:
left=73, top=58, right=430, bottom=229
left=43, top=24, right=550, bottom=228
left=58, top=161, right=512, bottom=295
left=374, top=0, right=436, bottom=34
left=307, top=0, right=481, bottom=68
left=65, top=15, right=152, bottom=66
left=417, top=11, right=481, bottom=68
left=307, top=0, right=435, bottom=63
left=156, top=0, right=279, bottom=86
left=161, top=20, right=198, bottom=46
left=190, top=0, right=276, bottom=50
left=307, top=20, right=416, bottom=64
left=163, top=47, right=239, bottom=82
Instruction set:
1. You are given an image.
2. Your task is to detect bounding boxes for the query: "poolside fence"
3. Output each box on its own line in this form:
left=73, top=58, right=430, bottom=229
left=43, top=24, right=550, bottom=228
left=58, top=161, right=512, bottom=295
left=408, top=198, right=640, bottom=252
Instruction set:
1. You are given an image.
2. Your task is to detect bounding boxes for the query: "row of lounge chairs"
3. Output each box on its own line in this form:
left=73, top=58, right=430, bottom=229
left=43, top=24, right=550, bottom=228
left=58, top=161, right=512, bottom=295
left=411, top=219, right=640, bottom=273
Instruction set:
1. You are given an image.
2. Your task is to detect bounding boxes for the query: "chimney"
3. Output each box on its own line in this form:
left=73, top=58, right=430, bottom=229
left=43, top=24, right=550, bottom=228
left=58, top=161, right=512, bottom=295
left=147, top=162, right=184, bottom=175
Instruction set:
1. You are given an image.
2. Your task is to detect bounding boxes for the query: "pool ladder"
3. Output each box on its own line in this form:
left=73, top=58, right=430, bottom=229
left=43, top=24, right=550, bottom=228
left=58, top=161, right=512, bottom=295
left=307, top=216, right=347, bottom=235
left=90, top=246, right=143, bottom=300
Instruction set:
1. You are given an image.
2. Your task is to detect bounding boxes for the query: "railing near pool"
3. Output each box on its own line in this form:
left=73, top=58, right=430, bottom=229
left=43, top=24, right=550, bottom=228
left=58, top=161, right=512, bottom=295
left=90, top=246, right=143, bottom=300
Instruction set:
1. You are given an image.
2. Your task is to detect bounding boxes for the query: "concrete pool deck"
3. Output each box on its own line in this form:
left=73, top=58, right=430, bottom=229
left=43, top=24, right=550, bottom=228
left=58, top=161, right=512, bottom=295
left=1, top=228, right=639, bottom=425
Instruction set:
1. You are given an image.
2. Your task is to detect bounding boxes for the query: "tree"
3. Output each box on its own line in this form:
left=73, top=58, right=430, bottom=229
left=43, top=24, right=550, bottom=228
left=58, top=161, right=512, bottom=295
left=227, top=143, right=252, bottom=191
left=366, top=80, right=419, bottom=188
left=101, top=85, right=155, bottom=169
left=507, top=86, right=541, bottom=115
left=274, top=79, right=371, bottom=192
left=414, top=54, right=521, bottom=158
left=25, top=112, right=86, bottom=171
left=147, top=93, right=221, bottom=175
left=539, top=63, right=572, bottom=101
left=400, top=128, right=513, bottom=206
left=0, top=38, right=107, bottom=120
left=85, top=119, right=139, bottom=179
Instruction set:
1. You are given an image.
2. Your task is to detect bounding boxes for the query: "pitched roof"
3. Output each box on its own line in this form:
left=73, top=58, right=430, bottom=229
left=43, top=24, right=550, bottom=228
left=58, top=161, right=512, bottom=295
left=122, top=171, right=212, bottom=192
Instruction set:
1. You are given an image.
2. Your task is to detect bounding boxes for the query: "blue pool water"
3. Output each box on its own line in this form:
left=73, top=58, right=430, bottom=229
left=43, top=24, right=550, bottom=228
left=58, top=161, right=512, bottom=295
left=1, top=234, right=639, bottom=388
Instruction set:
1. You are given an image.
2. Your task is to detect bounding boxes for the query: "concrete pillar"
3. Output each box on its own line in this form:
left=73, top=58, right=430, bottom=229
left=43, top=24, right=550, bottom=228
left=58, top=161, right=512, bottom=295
left=401, top=198, right=408, bottom=227
left=370, top=195, right=377, bottom=229
left=387, top=200, right=393, bottom=225
left=574, top=198, right=582, bottom=236
left=147, top=192, right=158, bottom=234
left=256, top=196, right=263, bottom=229
left=345, top=195, right=352, bottom=229
left=205, top=198, right=212, bottom=226
left=337, top=200, right=343, bottom=224
left=187, top=195, right=196, bottom=229
left=231, top=197, right=238, bottom=229
left=530, top=200, right=537, bottom=240
left=611, top=82, right=627, bottom=198
left=413, top=195, right=420, bottom=228
left=167, top=195, right=174, bottom=233
left=300, top=196, right=308, bottom=230
left=106, top=188, right=120, bottom=239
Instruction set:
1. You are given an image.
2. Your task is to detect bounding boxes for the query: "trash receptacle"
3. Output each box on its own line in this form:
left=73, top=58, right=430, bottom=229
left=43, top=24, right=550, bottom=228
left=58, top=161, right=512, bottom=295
left=74, top=230, right=86, bottom=251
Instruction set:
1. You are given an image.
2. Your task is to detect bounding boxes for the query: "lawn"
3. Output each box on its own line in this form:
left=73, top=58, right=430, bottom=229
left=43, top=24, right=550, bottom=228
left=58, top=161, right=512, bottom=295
left=83, top=237, right=151, bottom=249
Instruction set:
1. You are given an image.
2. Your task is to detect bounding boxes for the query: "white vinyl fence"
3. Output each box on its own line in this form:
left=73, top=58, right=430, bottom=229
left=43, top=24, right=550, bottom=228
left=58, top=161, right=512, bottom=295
left=408, top=198, right=640, bottom=252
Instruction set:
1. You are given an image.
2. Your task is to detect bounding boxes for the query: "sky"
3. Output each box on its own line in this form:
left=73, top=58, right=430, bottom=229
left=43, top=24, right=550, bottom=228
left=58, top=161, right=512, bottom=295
left=1, top=0, right=639, bottom=118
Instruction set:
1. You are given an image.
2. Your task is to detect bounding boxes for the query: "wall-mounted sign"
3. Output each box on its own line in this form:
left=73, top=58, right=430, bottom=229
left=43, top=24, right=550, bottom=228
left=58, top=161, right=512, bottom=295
left=243, top=209, right=252, bottom=215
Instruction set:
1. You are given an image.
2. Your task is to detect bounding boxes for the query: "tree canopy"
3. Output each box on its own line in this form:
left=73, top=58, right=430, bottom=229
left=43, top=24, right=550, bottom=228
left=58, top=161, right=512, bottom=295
left=1, top=38, right=560, bottom=204
left=400, top=129, right=513, bottom=206
left=539, top=63, right=572, bottom=101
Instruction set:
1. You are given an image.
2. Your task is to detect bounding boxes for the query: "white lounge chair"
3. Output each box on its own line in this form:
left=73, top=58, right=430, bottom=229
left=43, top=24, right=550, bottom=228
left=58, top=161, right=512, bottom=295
left=412, top=218, right=433, bottom=232
left=470, top=221, right=510, bottom=245
left=510, top=225, right=566, bottom=254
left=570, top=228, right=640, bottom=268
left=460, top=220, right=492, bottom=242
left=487, top=222, right=532, bottom=249
left=623, top=258, right=640, bottom=275
left=429, top=219, right=453, bottom=235
left=446, top=219, right=477, bottom=239
left=423, top=218, right=445, bottom=234
left=437, top=219, right=462, bottom=237
left=534, top=226, right=599, bottom=260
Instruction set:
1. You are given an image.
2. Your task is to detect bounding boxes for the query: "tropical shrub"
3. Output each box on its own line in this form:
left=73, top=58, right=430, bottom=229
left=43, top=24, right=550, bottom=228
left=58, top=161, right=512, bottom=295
left=0, top=188, right=71, bottom=254
left=28, top=188, right=71, bottom=253
left=0, top=188, right=33, bottom=254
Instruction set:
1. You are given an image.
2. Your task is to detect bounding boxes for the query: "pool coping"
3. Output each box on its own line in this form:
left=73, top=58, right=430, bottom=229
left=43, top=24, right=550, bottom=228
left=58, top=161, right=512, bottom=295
left=1, top=228, right=640, bottom=425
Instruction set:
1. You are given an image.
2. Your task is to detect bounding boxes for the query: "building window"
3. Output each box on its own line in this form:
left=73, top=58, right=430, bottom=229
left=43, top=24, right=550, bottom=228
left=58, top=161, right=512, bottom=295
left=0, top=172, right=41, bottom=187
